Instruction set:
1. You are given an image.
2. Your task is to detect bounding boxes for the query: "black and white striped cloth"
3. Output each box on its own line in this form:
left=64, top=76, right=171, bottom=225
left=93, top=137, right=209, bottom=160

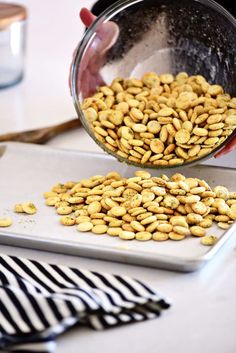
left=0, top=254, right=170, bottom=353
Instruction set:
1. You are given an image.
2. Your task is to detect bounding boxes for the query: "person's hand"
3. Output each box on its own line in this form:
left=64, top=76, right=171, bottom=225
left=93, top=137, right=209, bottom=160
left=214, top=135, right=236, bottom=158
left=70, top=8, right=119, bottom=98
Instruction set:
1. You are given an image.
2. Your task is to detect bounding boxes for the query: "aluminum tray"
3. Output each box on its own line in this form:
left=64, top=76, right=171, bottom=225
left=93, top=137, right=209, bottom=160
left=0, top=142, right=235, bottom=272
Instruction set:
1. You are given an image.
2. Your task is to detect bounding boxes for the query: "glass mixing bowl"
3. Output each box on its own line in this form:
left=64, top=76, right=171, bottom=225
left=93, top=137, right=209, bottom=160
left=71, top=0, right=236, bottom=169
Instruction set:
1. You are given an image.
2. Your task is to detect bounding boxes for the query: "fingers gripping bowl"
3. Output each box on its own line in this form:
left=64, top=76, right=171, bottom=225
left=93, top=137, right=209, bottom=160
left=71, top=0, right=236, bottom=169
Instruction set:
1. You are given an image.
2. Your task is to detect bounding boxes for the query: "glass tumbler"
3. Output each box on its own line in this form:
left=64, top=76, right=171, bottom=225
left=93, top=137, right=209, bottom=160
left=71, top=0, right=236, bottom=169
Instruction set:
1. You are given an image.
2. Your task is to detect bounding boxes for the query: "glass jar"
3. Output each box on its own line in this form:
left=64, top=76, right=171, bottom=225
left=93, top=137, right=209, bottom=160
left=0, top=2, right=27, bottom=89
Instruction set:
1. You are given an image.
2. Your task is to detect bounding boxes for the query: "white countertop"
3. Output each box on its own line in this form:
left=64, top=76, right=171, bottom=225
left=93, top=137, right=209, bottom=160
left=0, top=1, right=236, bottom=352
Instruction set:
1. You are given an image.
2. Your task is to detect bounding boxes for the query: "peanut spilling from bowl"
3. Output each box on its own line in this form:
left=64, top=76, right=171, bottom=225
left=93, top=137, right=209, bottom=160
left=82, top=72, right=236, bottom=167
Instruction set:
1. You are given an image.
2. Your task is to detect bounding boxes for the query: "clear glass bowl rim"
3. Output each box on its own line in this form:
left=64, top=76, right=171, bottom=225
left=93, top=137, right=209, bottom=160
left=71, top=0, right=236, bottom=170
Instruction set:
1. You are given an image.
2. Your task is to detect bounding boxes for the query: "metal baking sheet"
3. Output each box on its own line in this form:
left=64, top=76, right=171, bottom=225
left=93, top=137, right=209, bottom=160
left=0, top=142, right=235, bottom=272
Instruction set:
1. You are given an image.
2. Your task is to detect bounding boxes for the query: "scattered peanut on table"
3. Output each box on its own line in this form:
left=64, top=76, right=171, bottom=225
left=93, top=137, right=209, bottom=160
left=44, top=171, right=236, bottom=244
left=81, top=72, right=236, bottom=167
left=201, top=235, right=218, bottom=246
left=0, top=217, right=13, bottom=227
left=14, top=202, right=37, bottom=214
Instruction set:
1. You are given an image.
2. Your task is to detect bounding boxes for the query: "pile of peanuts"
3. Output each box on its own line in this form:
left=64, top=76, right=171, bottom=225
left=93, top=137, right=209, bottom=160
left=82, top=72, right=236, bottom=166
left=44, top=171, right=236, bottom=245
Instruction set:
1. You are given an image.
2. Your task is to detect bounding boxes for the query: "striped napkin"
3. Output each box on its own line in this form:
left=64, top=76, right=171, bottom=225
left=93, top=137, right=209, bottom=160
left=0, top=254, right=170, bottom=353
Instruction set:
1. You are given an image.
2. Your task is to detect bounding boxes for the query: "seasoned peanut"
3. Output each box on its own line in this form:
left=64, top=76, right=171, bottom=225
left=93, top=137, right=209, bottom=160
left=107, top=227, right=122, bottom=236
left=110, top=206, right=126, bottom=217
left=173, top=226, right=190, bottom=236
left=169, top=232, right=185, bottom=240
left=14, top=204, right=24, bottom=213
left=119, top=231, right=135, bottom=240
left=190, top=226, right=206, bottom=237
left=60, top=216, right=75, bottom=226
left=88, top=201, right=102, bottom=215
left=21, top=202, right=37, bottom=215
left=92, top=224, right=108, bottom=234
left=217, top=222, right=231, bottom=230
left=57, top=206, right=73, bottom=215
left=0, top=217, right=12, bottom=227
left=135, top=231, right=152, bottom=241
left=156, top=223, right=173, bottom=233
left=201, top=235, right=218, bottom=246
left=77, top=222, right=93, bottom=232
left=46, top=196, right=60, bottom=206
left=186, top=213, right=203, bottom=224
left=152, top=232, right=169, bottom=241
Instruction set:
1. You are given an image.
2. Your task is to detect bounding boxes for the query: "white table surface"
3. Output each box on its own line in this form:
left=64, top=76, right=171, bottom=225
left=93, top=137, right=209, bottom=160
left=0, top=1, right=236, bottom=352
